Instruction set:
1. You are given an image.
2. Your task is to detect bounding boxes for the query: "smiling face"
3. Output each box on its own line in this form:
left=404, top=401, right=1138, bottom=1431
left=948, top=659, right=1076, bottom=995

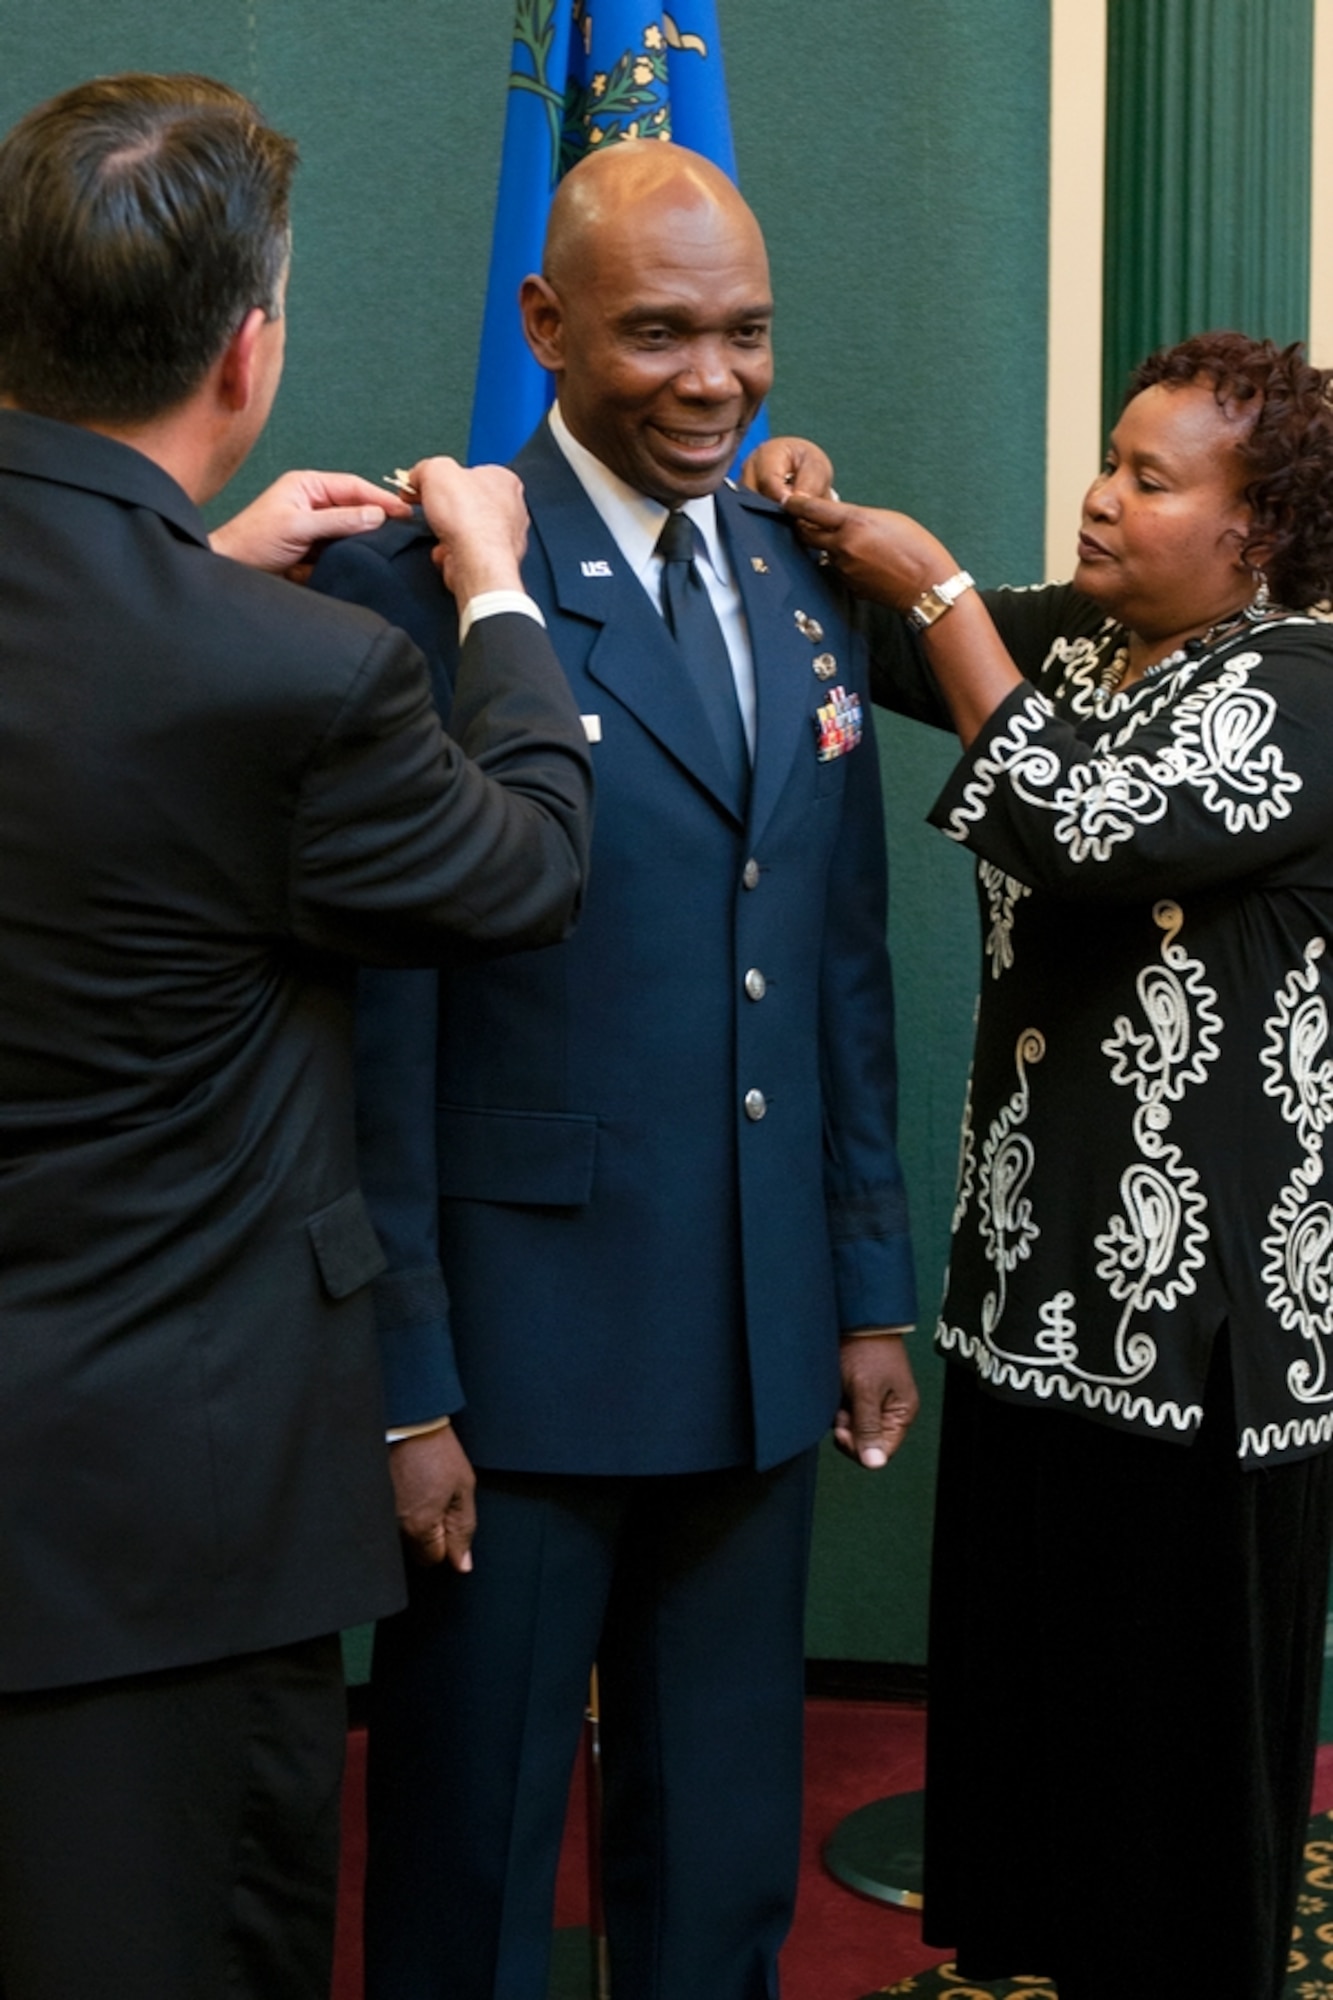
left=521, top=148, right=773, bottom=504
left=1074, top=380, right=1257, bottom=648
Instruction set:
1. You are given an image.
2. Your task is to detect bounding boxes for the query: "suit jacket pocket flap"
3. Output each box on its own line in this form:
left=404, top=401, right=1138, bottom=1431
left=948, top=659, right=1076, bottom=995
left=307, top=1188, right=389, bottom=1300
left=436, top=1106, right=598, bottom=1207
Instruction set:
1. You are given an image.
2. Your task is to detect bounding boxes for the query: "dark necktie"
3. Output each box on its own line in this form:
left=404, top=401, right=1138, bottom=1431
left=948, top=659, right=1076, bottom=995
left=654, top=510, right=750, bottom=788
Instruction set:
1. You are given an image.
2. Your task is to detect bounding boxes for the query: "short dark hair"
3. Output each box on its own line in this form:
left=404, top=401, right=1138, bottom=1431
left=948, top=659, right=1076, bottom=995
left=0, top=72, right=297, bottom=426
left=1130, top=332, right=1333, bottom=610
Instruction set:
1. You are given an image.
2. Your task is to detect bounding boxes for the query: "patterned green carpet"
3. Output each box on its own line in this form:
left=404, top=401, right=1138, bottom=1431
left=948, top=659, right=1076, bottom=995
left=864, top=1810, right=1333, bottom=1998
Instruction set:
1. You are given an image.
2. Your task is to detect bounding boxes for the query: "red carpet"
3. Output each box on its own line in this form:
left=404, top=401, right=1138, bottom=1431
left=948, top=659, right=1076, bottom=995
left=332, top=1712, right=1333, bottom=2000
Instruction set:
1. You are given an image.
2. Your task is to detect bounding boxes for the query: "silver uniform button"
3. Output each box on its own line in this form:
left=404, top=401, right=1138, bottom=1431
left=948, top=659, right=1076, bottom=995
left=813, top=652, right=838, bottom=680
left=742, top=858, right=760, bottom=890
left=744, top=1088, right=767, bottom=1121
left=744, top=968, right=767, bottom=1001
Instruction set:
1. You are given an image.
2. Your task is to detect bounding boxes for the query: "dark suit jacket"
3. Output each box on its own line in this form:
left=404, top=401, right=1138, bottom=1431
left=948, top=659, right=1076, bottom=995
left=0, top=410, right=591, bottom=1691
left=314, top=419, right=915, bottom=1475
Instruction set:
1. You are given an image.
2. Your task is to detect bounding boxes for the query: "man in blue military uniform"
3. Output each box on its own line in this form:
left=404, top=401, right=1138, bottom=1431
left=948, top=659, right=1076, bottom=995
left=314, top=140, right=918, bottom=2000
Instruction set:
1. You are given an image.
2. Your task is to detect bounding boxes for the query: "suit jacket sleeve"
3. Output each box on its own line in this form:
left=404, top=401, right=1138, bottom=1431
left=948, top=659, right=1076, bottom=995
left=291, top=605, right=590, bottom=961
left=353, top=962, right=460, bottom=1420
left=820, top=618, right=917, bottom=1331
left=308, top=530, right=537, bottom=1423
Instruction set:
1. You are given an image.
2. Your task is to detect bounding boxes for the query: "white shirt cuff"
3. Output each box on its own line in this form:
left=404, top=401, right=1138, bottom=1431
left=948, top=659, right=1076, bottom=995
left=458, top=591, right=546, bottom=642
left=386, top=1414, right=454, bottom=1444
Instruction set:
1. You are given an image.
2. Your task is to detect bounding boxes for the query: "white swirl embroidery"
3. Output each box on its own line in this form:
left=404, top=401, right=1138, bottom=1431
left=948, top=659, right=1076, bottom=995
left=1153, top=662, right=1301, bottom=832
left=978, top=859, right=1030, bottom=979
left=1047, top=630, right=1111, bottom=716
left=942, top=692, right=1052, bottom=844
left=1093, top=901, right=1219, bottom=1377
left=942, top=655, right=1302, bottom=859
left=1035, top=1289, right=1079, bottom=1364
left=951, top=1071, right=977, bottom=1235
left=935, top=1319, right=1202, bottom=1436
left=1239, top=1409, right=1333, bottom=1460
left=1048, top=621, right=1198, bottom=732
left=1259, top=938, right=1333, bottom=1406
left=977, top=1029, right=1045, bottom=1340
left=958, top=902, right=1217, bottom=1412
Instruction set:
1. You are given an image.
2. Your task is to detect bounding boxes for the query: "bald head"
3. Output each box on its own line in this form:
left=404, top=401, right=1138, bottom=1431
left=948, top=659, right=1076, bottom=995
left=521, top=141, right=773, bottom=503
left=543, top=141, right=762, bottom=291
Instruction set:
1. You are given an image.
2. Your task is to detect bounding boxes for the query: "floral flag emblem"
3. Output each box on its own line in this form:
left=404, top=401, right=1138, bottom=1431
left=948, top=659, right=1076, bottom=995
left=468, top=1, right=767, bottom=466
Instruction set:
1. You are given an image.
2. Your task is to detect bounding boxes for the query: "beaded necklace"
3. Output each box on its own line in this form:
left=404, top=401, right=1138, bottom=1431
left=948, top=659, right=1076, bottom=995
left=1098, top=598, right=1286, bottom=694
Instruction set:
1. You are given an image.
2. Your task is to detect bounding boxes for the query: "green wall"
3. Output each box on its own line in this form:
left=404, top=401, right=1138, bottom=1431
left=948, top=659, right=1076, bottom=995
left=0, top=0, right=1051, bottom=1666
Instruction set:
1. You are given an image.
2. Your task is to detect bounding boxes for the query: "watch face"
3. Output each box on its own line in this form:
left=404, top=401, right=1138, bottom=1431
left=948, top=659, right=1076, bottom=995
left=910, top=572, right=974, bottom=629
left=909, top=588, right=947, bottom=630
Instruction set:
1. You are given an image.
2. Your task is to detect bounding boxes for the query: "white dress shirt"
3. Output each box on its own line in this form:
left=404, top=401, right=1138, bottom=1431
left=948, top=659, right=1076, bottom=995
left=548, top=401, right=757, bottom=755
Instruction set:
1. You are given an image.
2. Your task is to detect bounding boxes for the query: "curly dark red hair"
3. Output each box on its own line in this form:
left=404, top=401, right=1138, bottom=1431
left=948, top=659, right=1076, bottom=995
left=1129, top=332, right=1333, bottom=609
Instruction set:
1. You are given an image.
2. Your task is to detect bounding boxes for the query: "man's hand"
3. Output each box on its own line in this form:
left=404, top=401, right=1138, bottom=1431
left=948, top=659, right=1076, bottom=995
left=834, top=1334, right=920, bottom=1469
left=210, top=469, right=411, bottom=579
left=740, top=435, right=836, bottom=502
left=408, top=457, right=532, bottom=605
left=388, top=1424, right=477, bottom=1570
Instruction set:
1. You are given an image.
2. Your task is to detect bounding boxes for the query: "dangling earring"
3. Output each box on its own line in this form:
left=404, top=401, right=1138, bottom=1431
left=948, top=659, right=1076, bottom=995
left=1246, top=568, right=1271, bottom=620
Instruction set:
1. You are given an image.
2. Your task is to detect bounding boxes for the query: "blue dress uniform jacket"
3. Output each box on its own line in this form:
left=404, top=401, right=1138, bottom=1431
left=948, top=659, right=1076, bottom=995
left=315, top=419, right=915, bottom=1473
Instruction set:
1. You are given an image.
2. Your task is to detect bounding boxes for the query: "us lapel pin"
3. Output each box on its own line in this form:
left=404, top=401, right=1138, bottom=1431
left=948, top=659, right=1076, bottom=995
left=580, top=559, right=613, bottom=578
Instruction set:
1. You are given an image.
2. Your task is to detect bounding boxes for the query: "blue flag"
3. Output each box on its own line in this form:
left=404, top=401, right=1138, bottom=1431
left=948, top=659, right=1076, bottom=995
left=468, top=0, right=767, bottom=467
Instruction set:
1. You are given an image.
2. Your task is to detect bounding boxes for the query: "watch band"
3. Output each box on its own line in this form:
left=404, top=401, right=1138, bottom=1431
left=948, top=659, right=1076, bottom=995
left=907, top=568, right=975, bottom=631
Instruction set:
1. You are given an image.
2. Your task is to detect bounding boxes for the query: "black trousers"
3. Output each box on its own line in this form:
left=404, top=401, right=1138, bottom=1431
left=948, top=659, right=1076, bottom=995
left=0, top=1633, right=346, bottom=2000
left=366, top=1452, right=818, bottom=2000
left=924, top=1339, right=1333, bottom=2000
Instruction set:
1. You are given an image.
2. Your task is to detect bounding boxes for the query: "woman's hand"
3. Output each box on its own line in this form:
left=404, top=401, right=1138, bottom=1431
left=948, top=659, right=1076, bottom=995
left=782, top=490, right=956, bottom=610
left=784, top=490, right=1024, bottom=747
left=740, top=435, right=836, bottom=501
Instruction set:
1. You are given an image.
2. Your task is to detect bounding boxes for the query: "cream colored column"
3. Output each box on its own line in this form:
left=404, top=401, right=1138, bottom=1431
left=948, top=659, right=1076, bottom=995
left=1045, top=0, right=1107, bottom=582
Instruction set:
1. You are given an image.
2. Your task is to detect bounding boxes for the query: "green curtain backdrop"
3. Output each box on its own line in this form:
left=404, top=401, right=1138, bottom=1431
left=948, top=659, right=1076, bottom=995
left=1102, top=0, right=1312, bottom=434
left=0, top=0, right=1051, bottom=1666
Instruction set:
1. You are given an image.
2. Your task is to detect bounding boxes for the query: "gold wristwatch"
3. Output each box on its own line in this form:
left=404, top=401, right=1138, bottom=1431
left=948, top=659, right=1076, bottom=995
left=907, top=569, right=975, bottom=631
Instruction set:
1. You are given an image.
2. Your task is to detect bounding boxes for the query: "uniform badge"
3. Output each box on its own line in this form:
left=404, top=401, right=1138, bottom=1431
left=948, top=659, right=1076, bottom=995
left=580, top=559, right=613, bottom=578
left=794, top=609, right=825, bottom=643
left=814, top=686, right=862, bottom=762
left=751, top=556, right=770, bottom=574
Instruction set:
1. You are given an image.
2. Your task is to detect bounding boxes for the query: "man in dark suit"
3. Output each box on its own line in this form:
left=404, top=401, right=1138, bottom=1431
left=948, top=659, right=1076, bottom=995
left=0, top=72, right=592, bottom=2000
left=315, top=141, right=918, bottom=2000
